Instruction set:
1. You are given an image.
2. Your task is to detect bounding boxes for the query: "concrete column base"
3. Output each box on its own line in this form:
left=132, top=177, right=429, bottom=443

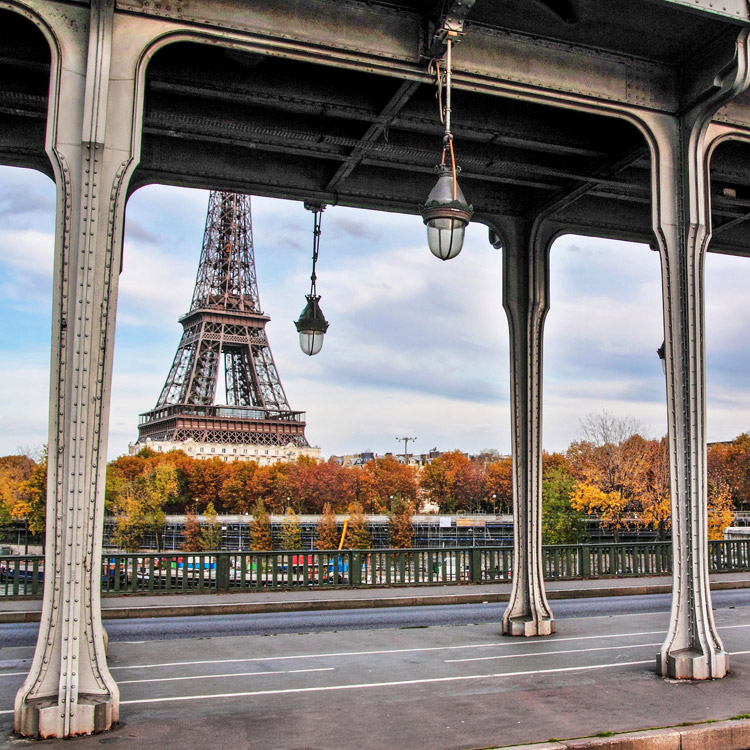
left=503, top=615, right=556, bottom=637
left=658, top=647, right=729, bottom=680
left=16, top=695, right=117, bottom=739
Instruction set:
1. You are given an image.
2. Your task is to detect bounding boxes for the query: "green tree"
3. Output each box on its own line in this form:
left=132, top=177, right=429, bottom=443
left=201, top=501, right=222, bottom=550
left=279, top=507, right=302, bottom=550
left=110, top=463, right=173, bottom=551
left=250, top=499, right=273, bottom=551
left=388, top=497, right=415, bottom=548
left=316, top=502, right=340, bottom=550
left=347, top=502, right=371, bottom=549
left=541, top=467, right=587, bottom=544
left=111, top=495, right=146, bottom=552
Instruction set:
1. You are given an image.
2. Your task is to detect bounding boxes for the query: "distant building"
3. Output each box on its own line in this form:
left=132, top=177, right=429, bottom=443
left=129, top=437, right=320, bottom=465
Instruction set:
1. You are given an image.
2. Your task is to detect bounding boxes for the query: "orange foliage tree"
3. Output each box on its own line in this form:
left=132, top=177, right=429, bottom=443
left=708, top=480, right=735, bottom=540
left=358, top=455, right=418, bottom=514
left=484, top=456, right=513, bottom=514
left=388, top=497, right=415, bottom=548
left=316, top=502, right=340, bottom=550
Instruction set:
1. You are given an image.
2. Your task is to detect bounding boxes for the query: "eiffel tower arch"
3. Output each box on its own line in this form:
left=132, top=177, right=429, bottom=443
left=132, top=191, right=320, bottom=465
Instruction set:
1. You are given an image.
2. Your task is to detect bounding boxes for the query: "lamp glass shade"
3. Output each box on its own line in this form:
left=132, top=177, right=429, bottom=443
left=298, top=330, right=325, bottom=357
left=426, top=216, right=467, bottom=260
left=420, top=167, right=473, bottom=261
left=295, top=294, right=329, bottom=356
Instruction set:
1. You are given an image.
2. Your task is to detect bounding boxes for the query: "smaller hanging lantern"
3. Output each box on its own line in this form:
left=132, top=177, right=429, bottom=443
left=295, top=203, right=329, bottom=356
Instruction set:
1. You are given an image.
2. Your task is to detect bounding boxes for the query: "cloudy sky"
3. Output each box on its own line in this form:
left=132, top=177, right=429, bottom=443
left=0, top=164, right=748, bottom=460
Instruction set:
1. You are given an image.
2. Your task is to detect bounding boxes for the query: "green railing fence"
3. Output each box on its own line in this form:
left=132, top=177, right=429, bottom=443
left=3, top=539, right=750, bottom=598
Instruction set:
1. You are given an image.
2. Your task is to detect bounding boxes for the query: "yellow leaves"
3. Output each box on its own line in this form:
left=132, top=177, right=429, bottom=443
left=708, top=481, right=735, bottom=541
left=10, top=498, right=32, bottom=521
left=570, top=483, right=626, bottom=524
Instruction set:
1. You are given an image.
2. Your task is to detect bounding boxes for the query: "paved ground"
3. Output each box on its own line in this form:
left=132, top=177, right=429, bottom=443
left=4, top=607, right=750, bottom=749
left=3, top=575, right=750, bottom=749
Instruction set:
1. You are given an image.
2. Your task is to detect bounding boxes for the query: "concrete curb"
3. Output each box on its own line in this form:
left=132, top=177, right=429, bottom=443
left=495, top=718, right=750, bottom=749
left=2, top=577, right=749, bottom=623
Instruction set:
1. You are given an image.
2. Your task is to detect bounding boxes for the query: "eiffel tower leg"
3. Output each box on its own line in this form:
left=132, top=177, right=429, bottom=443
left=14, top=2, right=146, bottom=737
left=496, top=218, right=556, bottom=637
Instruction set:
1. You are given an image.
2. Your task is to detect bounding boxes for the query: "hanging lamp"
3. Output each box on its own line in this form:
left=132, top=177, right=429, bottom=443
left=420, top=34, right=473, bottom=260
left=295, top=203, right=330, bottom=356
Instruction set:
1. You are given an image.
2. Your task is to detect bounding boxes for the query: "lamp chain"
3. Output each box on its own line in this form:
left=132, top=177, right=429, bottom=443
left=434, top=38, right=458, bottom=201
left=310, top=207, right=323, bottom=298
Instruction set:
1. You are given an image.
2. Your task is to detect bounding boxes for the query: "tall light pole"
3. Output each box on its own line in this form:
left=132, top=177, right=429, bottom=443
left=396, top=436, right=417, bottom=463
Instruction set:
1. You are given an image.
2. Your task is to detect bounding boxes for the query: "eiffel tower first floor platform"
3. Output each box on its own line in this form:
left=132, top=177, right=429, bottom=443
left=131, top=404, right=321, bottom=465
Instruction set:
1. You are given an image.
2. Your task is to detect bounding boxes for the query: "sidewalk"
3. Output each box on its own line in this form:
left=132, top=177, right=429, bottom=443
left=3, top=571, right=750, bottom=623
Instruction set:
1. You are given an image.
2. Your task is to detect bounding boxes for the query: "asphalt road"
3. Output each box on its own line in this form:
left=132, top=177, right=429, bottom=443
left=5, top=596, right=750, bottom=750
left=3, top=589, right=750, bottom=647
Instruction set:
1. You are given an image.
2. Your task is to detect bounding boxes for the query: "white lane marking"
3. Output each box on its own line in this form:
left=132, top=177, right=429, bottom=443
left=0, top=672, right=27, bottom=677
left=109, top=630, right=668, bottom=671
left=121, top=659, right=655, bottom=706
left=446, top=642, right=661, bottom=663
left=119, top=667, right=333, bottom=685
left=2, top=648, right=749, bottom=716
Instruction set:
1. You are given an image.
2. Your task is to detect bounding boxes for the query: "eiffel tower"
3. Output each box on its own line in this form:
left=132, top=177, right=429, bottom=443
left=135, top=191, right=316, bottom=463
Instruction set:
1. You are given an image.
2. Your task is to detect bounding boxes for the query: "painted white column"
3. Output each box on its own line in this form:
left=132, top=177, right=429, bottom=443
left=649, top=31, right=750, bottom=680
left=14, top=0, right=145, bottom=736
left=496, top=218, right=556, bottom=637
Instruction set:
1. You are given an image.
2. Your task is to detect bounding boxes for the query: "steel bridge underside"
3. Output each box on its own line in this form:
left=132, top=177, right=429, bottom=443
left=0, top=0, right=750, bottom=254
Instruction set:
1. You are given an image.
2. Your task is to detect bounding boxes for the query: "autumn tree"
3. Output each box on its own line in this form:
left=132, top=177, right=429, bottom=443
left=316, top=502, right=340, bottom=550
left=567, top=412, right=648, bottom=541
left=221, top=460, right=259, bottom=513
left=570, top=483, right=630, bottom=542
left=484, top=456, right=513, bottom=514
left=0, top=454, right=36, bottom=528
left=719, top=433, right=750, bottom=510
left=632, top=437, right=672, bottom=539
left=250, top=499, right=273, bottom=551
left=290, top=459, right=357, bottom=514
left=389, top=497, right=415, bottom=548
left=188, top=457, right=229, bottom=512
left=200, top=501, right=222, bottom=550
left=359, top=455, right=418, bottom=513
left=181, top=507, right=204, bottom=552
left=708, top=480, right=735, bottom=540
left=279, top=507, right=302, bottom=550
left=420, top=450, right=472, bottom=512
left=10, top=450, right=47, bottom=535
left=347, top=501, right=371, bottom=549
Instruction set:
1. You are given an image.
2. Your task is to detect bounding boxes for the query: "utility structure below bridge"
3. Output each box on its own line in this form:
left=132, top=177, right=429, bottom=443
left=3, top=0, right=750, bottom=738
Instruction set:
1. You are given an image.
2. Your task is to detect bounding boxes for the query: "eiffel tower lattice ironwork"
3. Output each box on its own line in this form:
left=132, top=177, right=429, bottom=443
left=137, top=191, right=309, bottom=449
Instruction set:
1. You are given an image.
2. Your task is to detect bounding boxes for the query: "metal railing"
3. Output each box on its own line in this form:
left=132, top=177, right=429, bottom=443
left=3, top=539, right=750, bottom=598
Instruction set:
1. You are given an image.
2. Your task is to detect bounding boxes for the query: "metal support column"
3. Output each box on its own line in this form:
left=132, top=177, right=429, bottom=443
left=649, top=30, right=750, bottom=679
left=14, top=1, right=145, bottom=735
left=496, top=218, right=556, bottom=637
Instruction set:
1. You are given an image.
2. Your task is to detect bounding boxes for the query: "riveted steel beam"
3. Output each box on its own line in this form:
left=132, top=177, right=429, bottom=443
left=650, top=0, right=750, bottom=23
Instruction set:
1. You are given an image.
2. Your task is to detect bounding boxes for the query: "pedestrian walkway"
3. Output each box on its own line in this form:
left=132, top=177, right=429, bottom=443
left=3, top=571, right=750, bottom=623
